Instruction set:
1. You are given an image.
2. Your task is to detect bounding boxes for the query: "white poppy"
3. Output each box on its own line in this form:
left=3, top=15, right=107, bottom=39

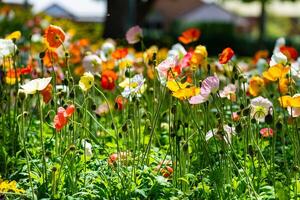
left=20, top=77, right=52, bottom=94
left=270, top=51, right=287, bottom=67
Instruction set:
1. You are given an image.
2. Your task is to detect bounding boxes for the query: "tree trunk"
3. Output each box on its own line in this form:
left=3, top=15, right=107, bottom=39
left=103, top=0, right=155, bottom=39
left=103, top=0, right=130, bottom=38
left=258, top=0, right=267, bottom=47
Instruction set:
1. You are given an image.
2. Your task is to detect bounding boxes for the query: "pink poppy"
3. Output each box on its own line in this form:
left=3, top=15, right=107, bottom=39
left=126, top=25, right=143, bottom=44
left=189, top=75, right=219, bottom=104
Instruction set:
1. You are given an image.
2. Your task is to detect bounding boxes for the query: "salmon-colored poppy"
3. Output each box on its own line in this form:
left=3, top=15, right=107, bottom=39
left=260, top=128, right=273, bottom=138
left=44, top=25, right=65, bottom=49
left=101, top=70, right=118, bottom=90
left=219, top=47, right=235, bottom=64
left=280, top=46, right=298, bottom=61
left=178, top=28, right=200, bottom=44
left=54, top=105, right=75, bottom=131
left=112, top=48, right=128, bottom=60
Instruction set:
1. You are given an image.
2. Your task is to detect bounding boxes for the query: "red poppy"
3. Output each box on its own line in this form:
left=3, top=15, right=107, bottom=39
left=54, top=105, right=75, bottom=131
left=115, top=95, right=127, bottom=110
left=178, top=28, right=200, bottom=44
left=44, top=25, right=65, bottom=49
left=112, top=48, right=128, bottom=60
left=40, top=84, right=52, bottom=104
left=280, top=46, right=298, bottom=61
left=6, top=65, right=32, bottom=78
left=154, top=160, right=173, bottom=178
left=101, top=70, right=118, bottom=90
left=219, top=47, right=235, bottom=64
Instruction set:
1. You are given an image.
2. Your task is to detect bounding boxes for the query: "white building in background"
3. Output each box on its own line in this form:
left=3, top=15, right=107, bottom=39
left=2, top=0, right=107, bottom=23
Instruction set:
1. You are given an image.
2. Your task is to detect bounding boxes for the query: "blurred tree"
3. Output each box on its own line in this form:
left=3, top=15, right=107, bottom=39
left=103, top=0, right=155, bottom=38
left=241, top=0, right=297, bottom=46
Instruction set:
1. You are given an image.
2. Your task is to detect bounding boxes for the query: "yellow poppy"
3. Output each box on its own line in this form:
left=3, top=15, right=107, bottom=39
left=166, top=80, right=200, bottom=100
left=191, top=45, right=208, bottom=67
left=5, top=31, right=21, bottom=40
left=278, top=95, right=300, bottom=108
left=262, top=64, right=290, bottom=81
left=79, top=72, right=94, bottom=91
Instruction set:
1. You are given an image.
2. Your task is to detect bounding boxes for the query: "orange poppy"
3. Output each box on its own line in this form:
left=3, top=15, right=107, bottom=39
left=178, top=28, right=201, bottom=44
left=43, top=49, right=59, bottom=68
left=40, top=84, right=52, bottom=104
left=248, top=76, right=264, bottom=97
left=112, top=48, right=128, bottom=60
left=44, top=25, right=65, bottom=49
left=101, top=70, right=118, bottom=90
left=279, top=77, right=293, bottom=95
left=219, top=47, right=234, bottom=64
left=253, top=50, right=269, bottom=64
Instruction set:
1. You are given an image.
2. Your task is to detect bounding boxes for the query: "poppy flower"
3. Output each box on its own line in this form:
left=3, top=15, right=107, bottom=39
left=278, top=94, right=300, bottom=108
left=248, top=76, right=264, bottom=97
left=0, top=39, right=17, bottom=59
left=120, top=74, right=147, bottom=99
left=111, top=48, right=128, bottom=60
left=270, top=51, right=287, bottom=67
left=54, top=104, right=75, bottom=131
left=82, top=140, right=93, bottom=157
left=232, top=112, right=240, bottom=122
left=115, top=95, right=127, bottom=110
left=283, top=94, right=300, bottom=117
left=167, top=80, right=200, bottom=100
left=156, top=56, right=178, bottom=84
left=20, top=77, right=52, bottom=94
left=253, top=50, right=269, bottom=64
left=5, top=31, right=21, bottom=41
left=108, top=152, right=130, bottom=166
left=220, top=83, right=237, bottom=101
left=206, top=125, right=236, bottom=144
left=43, top=49, right=59, bottom=68
left=101, top=70, right=118, bottom=90
left=260, top=128, right=273, bottom=138
left=82, top=54, right=102, bottom=73
left=154, top=160, right=173, bottom=178
left=189, top=75, right=219, bottom=104
left=219, top=47, right=235, bottom=64
left=280, top=46, right=298, bottom=61
left=126, top=25, right=143, bottom=44
left=262, top=64, right=290, bottom=82
left=279, top=77, right=293, bottom=95
left=178, top=28, right=200, bottom=44
left=192, top=45, right=208, bottom=65
left=79, top=72, right=94, bottom=92
left=250, top=96, right=273, bottom=122
left=44, top=25, right=65, bottom=49
left=40, top=83, right=52, bottom=104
